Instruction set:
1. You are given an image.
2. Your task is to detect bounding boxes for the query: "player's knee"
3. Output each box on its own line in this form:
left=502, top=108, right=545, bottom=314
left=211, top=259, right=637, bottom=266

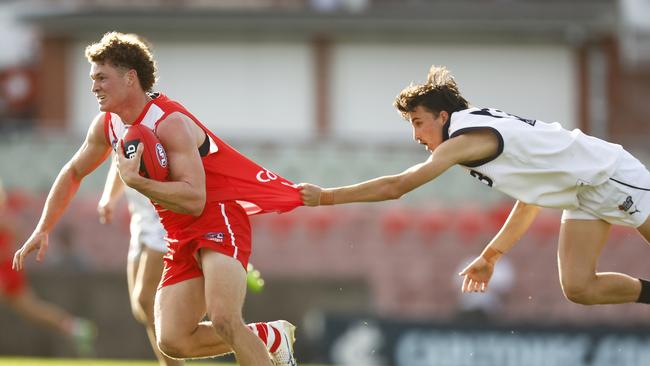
left=135, top=292, right=155, bottom=323
left=207, top=311, right=239, bottom=345
left=561, top=282, right=596, bottom=305
left=157, top=336, right=188, bottom=359
left=129, top=298, right=147, bottom=324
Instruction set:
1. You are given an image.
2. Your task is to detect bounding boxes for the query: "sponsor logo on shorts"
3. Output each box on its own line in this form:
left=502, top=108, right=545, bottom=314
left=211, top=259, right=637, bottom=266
left=205, top=232, right=224, bottom=243
left=155, top=143, right=168, bottom=167
left=618, top=196, right=641, bottom=215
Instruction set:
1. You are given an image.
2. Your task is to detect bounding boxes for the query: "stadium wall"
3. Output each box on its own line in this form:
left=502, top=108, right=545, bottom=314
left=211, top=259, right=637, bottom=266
left=66, top=37, right=577, bottom=142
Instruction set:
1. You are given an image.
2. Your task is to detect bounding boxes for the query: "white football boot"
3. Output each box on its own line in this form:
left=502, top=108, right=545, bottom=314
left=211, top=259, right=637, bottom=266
left=269, top=320, right=297, bottom=366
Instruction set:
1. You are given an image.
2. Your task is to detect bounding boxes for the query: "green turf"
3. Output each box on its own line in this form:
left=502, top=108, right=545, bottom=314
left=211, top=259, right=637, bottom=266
left=0, top=359, right=226, bottom=366
left=0, top=358, right=331, bottom=366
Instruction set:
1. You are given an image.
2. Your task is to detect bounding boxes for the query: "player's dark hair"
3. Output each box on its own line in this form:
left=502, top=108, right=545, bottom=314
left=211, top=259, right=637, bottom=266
left=85, top=32, right=157, bottom=92
left=394, top=65, right=469, bottom=119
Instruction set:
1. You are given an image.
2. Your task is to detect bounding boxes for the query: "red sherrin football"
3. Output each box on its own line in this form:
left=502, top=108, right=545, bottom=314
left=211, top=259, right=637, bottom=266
left=122, top=124, right=169, bottom=181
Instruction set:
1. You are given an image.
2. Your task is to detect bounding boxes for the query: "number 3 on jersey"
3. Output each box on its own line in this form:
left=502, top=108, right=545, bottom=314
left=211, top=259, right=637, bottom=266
left=470, top=169, right=493, bottom=187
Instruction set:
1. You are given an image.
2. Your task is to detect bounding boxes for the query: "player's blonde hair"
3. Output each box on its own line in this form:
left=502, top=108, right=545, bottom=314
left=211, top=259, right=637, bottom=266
left=85, top=31, right=157, bottom=92
left=394, top=65, right=469, bottom=119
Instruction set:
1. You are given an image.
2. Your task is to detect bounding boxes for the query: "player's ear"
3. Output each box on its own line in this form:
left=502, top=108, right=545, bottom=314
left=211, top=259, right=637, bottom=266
left=438, top=110, right=449, bottom=125
left=126, top=69, right=137, bottom=87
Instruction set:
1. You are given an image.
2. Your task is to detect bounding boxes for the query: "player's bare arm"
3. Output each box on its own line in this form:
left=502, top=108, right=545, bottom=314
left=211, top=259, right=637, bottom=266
left=117, top=112, right=206, bottom=216
left=459, top=200, right=541, bottom=293
left=482, top=200, right=542, bottom=258
left=301, top=129, right=500, bottom=206
left=13, top=113, right=112, bottom=270
left=98, top=159, right=125, bottom=225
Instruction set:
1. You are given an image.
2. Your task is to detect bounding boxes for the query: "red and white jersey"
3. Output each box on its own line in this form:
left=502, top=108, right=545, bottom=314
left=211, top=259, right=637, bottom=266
left=104, top=93, right=303, bottom=234
left=0, top=228, right=12, bottom=261
left=447, top=107, right=624, bottom=209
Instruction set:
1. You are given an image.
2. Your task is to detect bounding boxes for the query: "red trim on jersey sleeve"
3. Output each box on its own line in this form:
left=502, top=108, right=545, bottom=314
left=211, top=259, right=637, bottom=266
left=103, top=112, right=111, bottom=145
left=154, top=111, right=172, bottom=133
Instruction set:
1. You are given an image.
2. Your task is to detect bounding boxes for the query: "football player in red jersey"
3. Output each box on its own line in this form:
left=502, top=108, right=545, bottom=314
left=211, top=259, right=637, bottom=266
left=0, top=179, right=96, bottom=356
left=13, top=32, right=300, bottom=366
left=98, top=161, right=267, bottom=366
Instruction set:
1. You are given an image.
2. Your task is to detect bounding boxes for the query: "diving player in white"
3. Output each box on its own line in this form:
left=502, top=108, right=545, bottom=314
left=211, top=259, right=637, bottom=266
left=299, top=65, right=650, bottom=309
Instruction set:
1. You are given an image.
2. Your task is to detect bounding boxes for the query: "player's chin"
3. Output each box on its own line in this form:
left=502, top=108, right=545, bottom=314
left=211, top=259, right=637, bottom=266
left=97, top=99, right=111, bottom=112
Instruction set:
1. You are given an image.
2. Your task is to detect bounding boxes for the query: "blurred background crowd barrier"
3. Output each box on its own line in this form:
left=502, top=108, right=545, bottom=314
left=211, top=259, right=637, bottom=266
left=1, top=0, right=650, bottom=365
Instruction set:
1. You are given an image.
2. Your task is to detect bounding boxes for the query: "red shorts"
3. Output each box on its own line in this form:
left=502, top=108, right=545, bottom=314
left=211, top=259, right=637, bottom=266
left=0, top=259, right=26, bottom=297
left=159, top=201, right=252, bottom=289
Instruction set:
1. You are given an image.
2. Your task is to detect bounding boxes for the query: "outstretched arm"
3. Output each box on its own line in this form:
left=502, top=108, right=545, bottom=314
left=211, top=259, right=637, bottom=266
left=301, top=156, right=443, bottom=205
left=97, top=158, right=125, bottom=224
left=13, top=113, right=112, bottom=270
left=459, top=200, right=541, bottom=293
left=300, top=131, right=498, bottom=206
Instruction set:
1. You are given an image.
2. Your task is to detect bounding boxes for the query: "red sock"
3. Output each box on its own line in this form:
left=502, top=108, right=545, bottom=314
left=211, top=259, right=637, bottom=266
left=248, top=322, right=281, bottom=352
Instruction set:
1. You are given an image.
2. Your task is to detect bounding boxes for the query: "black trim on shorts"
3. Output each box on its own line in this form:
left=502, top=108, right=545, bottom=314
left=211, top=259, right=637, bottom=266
left=609, top=177, right=650, bottom=191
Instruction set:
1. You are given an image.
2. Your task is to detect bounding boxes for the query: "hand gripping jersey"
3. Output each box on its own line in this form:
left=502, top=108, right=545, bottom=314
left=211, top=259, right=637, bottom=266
left=446, top=107, right=624, bottom=209
left=104, top=93, right=303, bottom=233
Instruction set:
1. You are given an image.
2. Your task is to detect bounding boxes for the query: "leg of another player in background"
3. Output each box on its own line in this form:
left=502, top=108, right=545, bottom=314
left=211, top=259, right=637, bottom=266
left=7, top=288, right=79, bottom=333
left=558, top=219, right=642, bottom=305
left=5, top=288, right=96, bottom=355
left=129, top=247, right=184, bottom=366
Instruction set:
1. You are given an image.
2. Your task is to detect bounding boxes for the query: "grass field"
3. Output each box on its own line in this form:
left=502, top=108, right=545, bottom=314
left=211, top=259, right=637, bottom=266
left=0, top=358, right=331, bottom=366
left=0, top=360, right=226, bottom=366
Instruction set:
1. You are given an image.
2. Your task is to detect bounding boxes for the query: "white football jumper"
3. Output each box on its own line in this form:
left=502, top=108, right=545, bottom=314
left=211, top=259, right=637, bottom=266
left=447, top=107, right=650, bottom=227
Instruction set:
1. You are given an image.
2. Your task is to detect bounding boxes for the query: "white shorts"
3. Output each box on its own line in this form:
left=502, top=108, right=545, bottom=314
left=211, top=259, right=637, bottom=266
left=562, top=150, right=650, bottom=228
left=128, top=213, right=167, bottom=261
left=125, top=188, right=168, bottom=261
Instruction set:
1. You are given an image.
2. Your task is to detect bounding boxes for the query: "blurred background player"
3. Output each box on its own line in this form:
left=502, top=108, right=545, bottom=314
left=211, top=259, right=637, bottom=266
left=12, top=31, right=299, bottom=366
left=453, top=255, right=514, bottom=324
left=300, top=64, right=650, bottom=311
left=0, top=179, right=96, bottom=357
left=98, top=161, right=182, bottom=366
left=98, top=160, right=266, bottom=366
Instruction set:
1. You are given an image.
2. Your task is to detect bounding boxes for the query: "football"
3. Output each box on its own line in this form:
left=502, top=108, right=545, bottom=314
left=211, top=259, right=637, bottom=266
left=121, top=124, right=169, bottom=181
